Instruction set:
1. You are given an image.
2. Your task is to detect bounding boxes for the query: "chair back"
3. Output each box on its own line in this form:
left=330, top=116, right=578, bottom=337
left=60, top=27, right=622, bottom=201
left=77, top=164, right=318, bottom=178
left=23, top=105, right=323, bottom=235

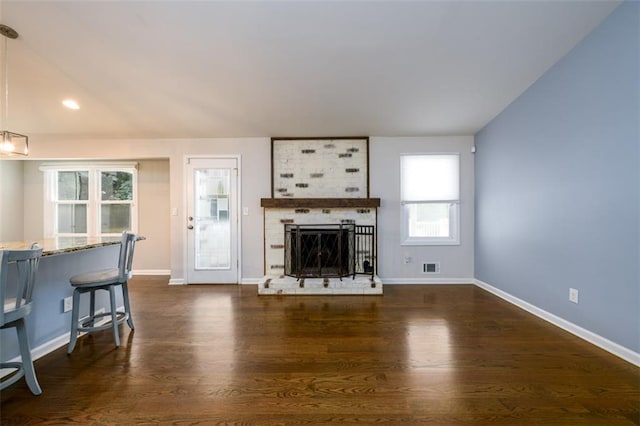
left=0, top=244, right=43, bottom=327
left=117, top=232, right=137, bottom=282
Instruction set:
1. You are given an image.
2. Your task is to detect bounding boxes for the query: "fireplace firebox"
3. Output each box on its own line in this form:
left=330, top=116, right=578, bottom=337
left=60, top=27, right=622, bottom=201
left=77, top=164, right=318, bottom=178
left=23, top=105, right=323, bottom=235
left=284, top=224, right=375, bottom=279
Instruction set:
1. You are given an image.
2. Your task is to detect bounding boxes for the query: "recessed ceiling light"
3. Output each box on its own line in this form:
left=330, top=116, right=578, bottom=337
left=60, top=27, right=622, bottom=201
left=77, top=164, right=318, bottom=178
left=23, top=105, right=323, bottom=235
left=62, top=99, right=80, bottom=110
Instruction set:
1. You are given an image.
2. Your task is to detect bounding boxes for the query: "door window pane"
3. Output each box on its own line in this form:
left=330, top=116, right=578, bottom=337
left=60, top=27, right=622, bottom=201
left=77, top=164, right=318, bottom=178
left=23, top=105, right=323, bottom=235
left=100, top=204, right=131, bottom=233
left=58, top=171, right=89, bottom=200
left=195, top=169, right=231, bottom=269
left=57, top=204, right=87, bottom=233
left=101, top=171, right=133, bottom=201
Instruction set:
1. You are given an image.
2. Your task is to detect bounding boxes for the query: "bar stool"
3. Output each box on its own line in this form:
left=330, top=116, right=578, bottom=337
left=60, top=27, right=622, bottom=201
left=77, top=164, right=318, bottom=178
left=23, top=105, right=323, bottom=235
left=67, top=232, right=137, bottom=354
left=0, top=244, right=43, bottom=395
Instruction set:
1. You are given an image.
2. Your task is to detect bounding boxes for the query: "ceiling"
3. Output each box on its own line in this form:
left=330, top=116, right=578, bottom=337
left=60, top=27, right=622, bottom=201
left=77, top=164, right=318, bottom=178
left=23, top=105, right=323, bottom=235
left=0, top=0, right=621, bottom=140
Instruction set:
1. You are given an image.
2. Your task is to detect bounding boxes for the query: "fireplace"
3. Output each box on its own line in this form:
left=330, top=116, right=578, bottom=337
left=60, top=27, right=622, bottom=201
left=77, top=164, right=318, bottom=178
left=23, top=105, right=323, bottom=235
left=260, top=137, right=382, bottom=294
left=284, top=224, right=375, bottom=279
left=286, top=224, right=353, bottom=279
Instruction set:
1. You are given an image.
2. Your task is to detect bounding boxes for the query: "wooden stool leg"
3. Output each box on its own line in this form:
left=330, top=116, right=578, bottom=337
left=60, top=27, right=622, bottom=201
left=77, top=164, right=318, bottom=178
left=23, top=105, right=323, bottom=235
left=122, top=282, right=134, bottom=330
left=109, top=286, right=120, bottom=347
left=67, top=289, right=81, bottom=354
left=89, top=289, right=96, bottom=327
left=16, top=319, right=42, bottom=395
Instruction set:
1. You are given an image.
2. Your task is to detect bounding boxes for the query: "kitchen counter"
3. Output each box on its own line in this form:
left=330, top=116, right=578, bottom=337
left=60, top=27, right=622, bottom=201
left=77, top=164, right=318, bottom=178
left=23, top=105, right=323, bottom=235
left=1, top=235, right=144, bottom=364
left=0, top=235, right=145, bottom=256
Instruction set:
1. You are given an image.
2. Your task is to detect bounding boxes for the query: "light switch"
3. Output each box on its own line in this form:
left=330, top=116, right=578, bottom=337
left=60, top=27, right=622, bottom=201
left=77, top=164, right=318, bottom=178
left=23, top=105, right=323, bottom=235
left=171, top=208, right=178, bottom=216
left=243, top=207, right=249, bottom=216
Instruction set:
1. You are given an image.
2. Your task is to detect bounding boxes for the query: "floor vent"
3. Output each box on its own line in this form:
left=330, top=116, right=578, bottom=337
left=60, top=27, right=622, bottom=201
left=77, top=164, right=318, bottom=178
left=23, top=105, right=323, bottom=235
left=422, top=262, right=440, bottom=274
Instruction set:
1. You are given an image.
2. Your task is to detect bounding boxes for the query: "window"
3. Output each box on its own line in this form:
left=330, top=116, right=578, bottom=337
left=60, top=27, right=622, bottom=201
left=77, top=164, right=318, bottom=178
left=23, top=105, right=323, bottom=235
left=401, top=154, right=460, bottom=245
left=42, top=163, right=138, bottom=238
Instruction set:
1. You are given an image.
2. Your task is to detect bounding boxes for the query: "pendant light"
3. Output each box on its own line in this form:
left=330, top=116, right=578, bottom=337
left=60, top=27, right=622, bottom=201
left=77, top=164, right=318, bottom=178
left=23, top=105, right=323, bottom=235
left=0, top=23, right=28, bottom=156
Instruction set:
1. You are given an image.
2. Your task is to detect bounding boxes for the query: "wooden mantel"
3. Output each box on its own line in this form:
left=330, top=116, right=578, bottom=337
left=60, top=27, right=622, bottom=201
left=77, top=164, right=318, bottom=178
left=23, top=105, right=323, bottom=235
left=260, top=198, right=381, bottom=208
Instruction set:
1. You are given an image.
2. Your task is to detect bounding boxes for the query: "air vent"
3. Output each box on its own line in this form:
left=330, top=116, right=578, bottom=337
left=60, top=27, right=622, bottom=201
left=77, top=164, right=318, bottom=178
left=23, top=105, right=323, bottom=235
left=422, top=262, right=440, bottom=274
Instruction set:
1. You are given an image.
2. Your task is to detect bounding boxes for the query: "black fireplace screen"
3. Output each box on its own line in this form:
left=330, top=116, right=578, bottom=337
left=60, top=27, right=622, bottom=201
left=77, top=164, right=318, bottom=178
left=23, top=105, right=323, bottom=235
left=284, top=224, right=375, bottom=279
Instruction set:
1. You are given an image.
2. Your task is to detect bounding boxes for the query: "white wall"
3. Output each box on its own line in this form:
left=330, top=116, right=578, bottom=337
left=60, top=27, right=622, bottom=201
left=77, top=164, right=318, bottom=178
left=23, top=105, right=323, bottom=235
left=166, top=138, right=270, bottom=282
left=23, top=136, right=271, bottom=282
left=22, top=161, right=44, bottom=240
left=0, top=160, right=24, bottom=242
left=370, top=136, right=475, bottom=282
left=20, top=135, right=475, bottom=283
left=132, top=159, right=171, bottom=271
left=21, top=159, right=172, bottom=272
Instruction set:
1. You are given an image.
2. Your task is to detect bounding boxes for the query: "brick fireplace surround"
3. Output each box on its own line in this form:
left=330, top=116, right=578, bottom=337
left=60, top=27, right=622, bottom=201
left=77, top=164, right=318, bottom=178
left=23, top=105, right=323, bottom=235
left=259, top=138, right=383, bottom=295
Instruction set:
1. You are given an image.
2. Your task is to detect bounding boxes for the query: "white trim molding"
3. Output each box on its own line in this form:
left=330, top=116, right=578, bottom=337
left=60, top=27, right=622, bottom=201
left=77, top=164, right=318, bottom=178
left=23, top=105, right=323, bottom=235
left=133, top=269, right=171, bottom=276
left=1, top=308, right=111, bottom=379
left=381, top=277, right=474, bottom=285
left=474, top=279, right=640, bottom=367
left=1, top=333, right=70, bottom=379
left=168, top=278, right=185, bottom=285
left=242, top=277, right=475, bottom=285
left=40, top=163, right=139, bottom=239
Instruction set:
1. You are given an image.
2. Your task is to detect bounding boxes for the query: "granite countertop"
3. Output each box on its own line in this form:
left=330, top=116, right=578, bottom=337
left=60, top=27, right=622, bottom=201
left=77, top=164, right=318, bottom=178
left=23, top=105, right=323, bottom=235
left=0, top=236, right=144, bottom=256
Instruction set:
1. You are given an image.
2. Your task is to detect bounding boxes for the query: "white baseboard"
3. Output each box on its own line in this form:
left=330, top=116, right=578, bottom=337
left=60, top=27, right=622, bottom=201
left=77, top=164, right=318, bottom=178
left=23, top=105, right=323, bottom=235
left=133, top=269, right=170, bottom=276
left=382, top=277, right=474, bottom=285
left=0, top=332, right=71, bottom=379
left=474, top=279, right=640, bottom=367
left=243, top=277, right=474, bottom=285
left=1, top=307, right=111, bottom=379
left=169, top=278, right=257, bottom=285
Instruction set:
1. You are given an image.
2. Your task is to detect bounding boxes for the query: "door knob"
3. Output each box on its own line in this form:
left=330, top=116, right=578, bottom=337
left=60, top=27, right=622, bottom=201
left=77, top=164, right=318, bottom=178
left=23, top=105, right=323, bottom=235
left=187, top=225, right=194, bottom=230
left=188, top=216, right=194, bottom=221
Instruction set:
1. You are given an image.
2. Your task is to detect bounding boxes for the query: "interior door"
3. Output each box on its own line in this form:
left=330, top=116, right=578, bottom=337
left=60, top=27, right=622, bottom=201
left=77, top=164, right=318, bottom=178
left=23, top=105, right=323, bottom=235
left=186, top=157, right=238, bottom=283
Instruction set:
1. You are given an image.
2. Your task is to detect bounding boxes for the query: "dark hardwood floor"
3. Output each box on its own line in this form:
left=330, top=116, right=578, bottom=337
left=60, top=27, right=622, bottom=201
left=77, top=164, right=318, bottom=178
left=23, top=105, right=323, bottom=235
left=2, top=277, right=639, bottom=425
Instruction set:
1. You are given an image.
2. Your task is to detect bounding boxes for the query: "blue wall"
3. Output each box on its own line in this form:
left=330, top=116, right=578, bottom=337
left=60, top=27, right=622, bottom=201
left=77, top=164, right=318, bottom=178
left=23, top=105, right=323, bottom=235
left=475, top=2, right=639, bottom=352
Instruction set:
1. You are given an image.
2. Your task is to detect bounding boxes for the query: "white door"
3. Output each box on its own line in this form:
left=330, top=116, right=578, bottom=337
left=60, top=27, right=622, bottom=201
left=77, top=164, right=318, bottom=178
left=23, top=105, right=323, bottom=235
left=186, top=157, right=238, bottom=283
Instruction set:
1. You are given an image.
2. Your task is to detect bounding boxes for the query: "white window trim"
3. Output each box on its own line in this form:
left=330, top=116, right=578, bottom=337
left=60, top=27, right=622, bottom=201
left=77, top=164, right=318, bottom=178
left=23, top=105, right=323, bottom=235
left=400, top=153, right=461, bottom=246
left=400, top=201, right=460, bottom=246
left=41, top=162, right=138, bottom=238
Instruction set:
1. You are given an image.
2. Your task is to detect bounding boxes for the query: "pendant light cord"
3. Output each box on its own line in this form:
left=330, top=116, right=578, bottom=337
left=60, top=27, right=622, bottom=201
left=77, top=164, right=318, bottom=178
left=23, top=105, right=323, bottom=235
left=3, top=33, right=8, bottom=131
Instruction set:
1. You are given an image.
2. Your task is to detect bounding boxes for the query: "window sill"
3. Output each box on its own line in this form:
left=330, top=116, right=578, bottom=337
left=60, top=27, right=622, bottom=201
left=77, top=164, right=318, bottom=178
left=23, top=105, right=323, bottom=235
left=401, top=239, right=460, bottom=246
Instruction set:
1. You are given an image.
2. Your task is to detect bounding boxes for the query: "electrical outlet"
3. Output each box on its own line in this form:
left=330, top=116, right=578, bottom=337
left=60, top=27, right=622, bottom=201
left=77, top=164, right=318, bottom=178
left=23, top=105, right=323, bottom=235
left=63, top=296, right=73, bottom=313
left=569, top=288, right=579, bottom=304
left=403, top=256, right=411, bottom=264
